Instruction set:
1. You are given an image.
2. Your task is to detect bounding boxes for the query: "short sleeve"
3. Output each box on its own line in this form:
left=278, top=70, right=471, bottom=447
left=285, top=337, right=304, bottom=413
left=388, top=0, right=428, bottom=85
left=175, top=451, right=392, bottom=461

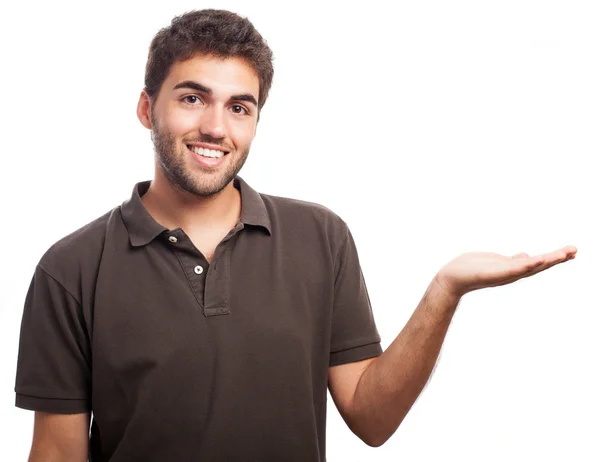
left=14, top=265, right=91, bottom=413
left=329, top=225, right=382, bottom=367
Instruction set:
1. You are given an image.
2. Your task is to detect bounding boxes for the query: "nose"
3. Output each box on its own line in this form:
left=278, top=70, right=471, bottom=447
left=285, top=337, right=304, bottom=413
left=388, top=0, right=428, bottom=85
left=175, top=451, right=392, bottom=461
left=199, top=105, right=226, bottom=139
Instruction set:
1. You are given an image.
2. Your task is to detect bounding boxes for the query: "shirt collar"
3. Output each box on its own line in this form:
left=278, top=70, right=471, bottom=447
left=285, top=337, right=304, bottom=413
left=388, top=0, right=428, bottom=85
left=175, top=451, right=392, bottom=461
left=121, top=176, right=272, bottom=247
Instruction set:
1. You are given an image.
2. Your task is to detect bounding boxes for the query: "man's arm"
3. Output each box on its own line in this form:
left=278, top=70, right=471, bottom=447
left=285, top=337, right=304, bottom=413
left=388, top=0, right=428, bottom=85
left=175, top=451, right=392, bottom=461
left=28, top=412, right=90, bottom=462
left=15, top=264, right=93, bottom=460
left=329, top=278, right=457, bottom=447
left=329, top=246, right=576, bottom=447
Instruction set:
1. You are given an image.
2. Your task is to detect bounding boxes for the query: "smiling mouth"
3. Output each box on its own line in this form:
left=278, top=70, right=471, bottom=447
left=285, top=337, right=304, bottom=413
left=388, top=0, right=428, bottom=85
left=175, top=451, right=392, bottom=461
left=187, top=145, right=229, bottom=159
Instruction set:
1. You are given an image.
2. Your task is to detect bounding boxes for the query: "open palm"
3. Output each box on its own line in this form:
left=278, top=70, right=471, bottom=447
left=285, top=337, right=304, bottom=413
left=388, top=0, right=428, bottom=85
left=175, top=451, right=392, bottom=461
left=435, top=246, right=577, bottom=298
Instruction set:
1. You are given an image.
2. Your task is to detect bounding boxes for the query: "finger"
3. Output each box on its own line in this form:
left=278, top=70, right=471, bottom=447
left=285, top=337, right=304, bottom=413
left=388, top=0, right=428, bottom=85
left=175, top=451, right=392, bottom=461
left=548, top=245, right=577, bottom=259
left=533, top=247, right=576, bottom=266
left=512, top=249, right=575, bottom=279
left=501, top=252, right=552, bottom=279
left=490, top=259, right=559, bottom=286
left=511, top=252, right=529, bottom=259
left=536, top=255, right=574, bottom=272
left=489, top=247, right=576, bottom=287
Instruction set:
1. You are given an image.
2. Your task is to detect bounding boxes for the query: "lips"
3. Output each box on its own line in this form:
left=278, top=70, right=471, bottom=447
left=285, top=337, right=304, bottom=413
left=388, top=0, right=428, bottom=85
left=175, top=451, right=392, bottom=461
left=187, top=145, right=229, bottom=168
left=187, top=145, right=228, bottom=158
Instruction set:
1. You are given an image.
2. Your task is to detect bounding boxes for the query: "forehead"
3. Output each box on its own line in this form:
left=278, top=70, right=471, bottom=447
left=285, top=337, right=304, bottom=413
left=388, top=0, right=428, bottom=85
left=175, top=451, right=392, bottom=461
left=165, top=54, right=260, bottom=98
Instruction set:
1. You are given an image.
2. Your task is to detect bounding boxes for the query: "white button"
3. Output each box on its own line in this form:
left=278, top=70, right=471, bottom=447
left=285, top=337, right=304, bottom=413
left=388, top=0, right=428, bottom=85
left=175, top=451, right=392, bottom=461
left=168, top=236, right=178, bottom=243
left=194, top=265, right=204, bottom=275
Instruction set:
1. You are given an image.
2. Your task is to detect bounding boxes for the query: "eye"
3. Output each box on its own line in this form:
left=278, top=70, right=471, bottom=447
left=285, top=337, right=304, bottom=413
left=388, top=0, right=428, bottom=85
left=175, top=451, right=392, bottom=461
left=231, top=104, right=249, bottom=115
left=182, top=95, right=202, bottom=105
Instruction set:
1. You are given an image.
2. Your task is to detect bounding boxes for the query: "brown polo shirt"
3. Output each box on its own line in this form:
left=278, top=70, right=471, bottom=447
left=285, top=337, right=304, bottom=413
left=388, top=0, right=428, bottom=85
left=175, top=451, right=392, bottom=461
left=15, top=177, right=382, bottom=462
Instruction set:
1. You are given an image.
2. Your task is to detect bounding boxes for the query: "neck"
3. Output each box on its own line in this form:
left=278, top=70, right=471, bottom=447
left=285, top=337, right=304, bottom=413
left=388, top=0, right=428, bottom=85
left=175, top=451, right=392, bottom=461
left=141, top=169, right=242, bottom=233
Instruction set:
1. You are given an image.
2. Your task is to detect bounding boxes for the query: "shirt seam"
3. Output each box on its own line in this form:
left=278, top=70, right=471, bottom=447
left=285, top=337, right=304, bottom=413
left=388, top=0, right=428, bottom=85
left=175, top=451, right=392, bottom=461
left=15, top=391, right=88, bottom=401
left=330, top=338, right=381, bottom=354
left=332, top=223, right=351, bottom=289
left=36, top=264, right=83, bottom=306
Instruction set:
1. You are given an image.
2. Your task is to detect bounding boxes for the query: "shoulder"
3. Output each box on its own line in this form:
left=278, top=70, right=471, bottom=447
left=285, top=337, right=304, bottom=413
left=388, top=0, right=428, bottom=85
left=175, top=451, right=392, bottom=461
left=262, top=192, right=347, bottom=226
left=37, top=207, right=119, bottom=297
left=259, top=192, right=350, bottom=250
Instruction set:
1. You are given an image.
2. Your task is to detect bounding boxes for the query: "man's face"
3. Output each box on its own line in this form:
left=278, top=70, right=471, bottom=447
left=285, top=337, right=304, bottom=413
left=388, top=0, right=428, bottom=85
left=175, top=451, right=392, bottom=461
left=146, top=54, right=260, bottom=197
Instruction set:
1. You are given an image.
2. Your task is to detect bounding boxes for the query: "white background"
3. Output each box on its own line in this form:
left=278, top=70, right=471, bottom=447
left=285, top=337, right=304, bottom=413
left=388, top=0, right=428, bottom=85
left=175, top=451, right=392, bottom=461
left=1, top=0, right=598, bottom=460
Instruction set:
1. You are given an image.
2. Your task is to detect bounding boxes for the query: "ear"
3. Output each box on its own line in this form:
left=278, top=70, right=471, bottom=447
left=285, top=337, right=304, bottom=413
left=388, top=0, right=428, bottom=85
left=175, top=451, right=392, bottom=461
left=136, top=90, right=153, bottom=130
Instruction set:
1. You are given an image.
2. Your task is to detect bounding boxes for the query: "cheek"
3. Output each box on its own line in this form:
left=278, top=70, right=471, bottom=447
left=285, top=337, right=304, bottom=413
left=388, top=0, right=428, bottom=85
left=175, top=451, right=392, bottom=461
left=162, top=108, right=199, bottom=137
left=228, top=120, right=256, bottom=148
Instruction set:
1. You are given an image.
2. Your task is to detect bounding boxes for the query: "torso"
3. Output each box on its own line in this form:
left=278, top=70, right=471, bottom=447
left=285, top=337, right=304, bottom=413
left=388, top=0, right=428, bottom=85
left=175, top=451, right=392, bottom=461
left=20, top=178, right=381, bottom=462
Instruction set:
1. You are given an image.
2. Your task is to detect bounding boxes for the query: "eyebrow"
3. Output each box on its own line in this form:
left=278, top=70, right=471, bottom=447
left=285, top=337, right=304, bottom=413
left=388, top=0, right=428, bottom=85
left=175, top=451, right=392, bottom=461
left=173, top=80, right=258, bottom=107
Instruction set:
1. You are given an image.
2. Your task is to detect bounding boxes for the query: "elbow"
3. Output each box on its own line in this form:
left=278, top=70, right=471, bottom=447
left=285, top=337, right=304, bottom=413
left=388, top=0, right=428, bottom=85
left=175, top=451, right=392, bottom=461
left=364, top=436, right=388, bottom=448
left=352, top=415, right=406, bottom=447
left=357, top=430, right=391, bottom=448
left=347, top=410, right=399, bottom=448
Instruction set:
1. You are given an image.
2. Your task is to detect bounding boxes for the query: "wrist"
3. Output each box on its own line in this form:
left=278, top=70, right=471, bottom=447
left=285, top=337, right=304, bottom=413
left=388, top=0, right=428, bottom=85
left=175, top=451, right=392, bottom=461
left=432, top=272, right=466, bottom=301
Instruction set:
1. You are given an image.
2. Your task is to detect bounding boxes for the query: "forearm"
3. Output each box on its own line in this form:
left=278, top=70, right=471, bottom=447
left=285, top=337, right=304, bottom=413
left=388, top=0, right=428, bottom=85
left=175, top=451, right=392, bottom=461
left=28, top=412, right=90, bottom=462
left=349, top=276, right=461, bottom=446
left=29, top=448, right=88, bottom=462
left=29, top=441, right=88, bottom=462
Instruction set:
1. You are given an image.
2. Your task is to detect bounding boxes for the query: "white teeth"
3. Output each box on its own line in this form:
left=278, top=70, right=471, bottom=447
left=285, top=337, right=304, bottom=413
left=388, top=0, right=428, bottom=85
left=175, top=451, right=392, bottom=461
left=191, top=146, right=225, bottom=158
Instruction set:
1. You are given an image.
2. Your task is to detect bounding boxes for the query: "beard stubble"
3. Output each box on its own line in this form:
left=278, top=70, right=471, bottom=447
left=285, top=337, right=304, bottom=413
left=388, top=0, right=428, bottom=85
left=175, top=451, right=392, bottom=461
left=150, top=114, right=251, bottom=198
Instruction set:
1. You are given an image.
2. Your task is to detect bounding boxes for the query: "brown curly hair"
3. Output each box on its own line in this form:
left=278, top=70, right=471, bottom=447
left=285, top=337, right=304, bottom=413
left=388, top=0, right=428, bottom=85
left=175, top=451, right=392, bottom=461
left=145, top=9, right=274, bottom=112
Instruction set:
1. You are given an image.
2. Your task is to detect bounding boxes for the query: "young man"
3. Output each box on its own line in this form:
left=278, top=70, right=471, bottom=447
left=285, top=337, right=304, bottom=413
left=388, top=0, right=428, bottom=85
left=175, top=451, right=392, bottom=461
left=15, top=9, right=576, bottom=462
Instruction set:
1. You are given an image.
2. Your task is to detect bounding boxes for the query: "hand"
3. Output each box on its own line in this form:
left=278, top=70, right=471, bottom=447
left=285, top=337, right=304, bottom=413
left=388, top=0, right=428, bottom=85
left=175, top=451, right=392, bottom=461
left=434, top=246, right=577, bottom=298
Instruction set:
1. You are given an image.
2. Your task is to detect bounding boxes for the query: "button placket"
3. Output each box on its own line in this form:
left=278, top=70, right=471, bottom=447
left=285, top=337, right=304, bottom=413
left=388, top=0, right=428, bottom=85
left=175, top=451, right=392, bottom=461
left=202, top=238, right=234, bottom=317
left=166, top=230, right=209, bottom=310
left=168, top=227, right=240, bottom=317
